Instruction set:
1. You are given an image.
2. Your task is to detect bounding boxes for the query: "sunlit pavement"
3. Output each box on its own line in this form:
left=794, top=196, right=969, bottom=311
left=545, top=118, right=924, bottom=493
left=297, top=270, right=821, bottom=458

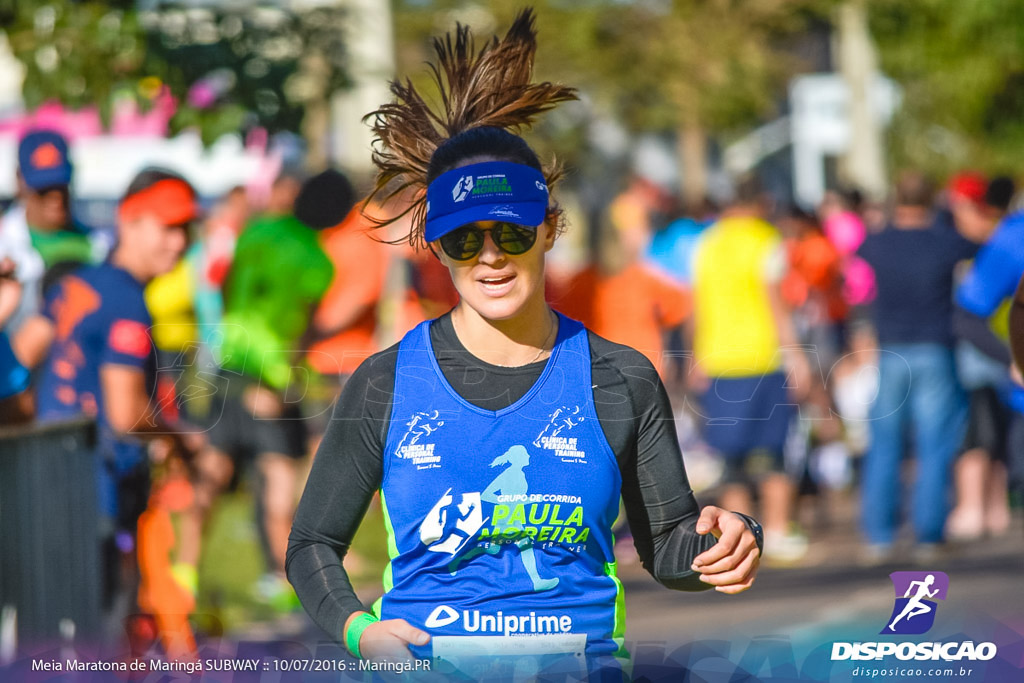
left=222, top=495, right=1024, bottom=665
left=617, top=495, right=1024, bottom=644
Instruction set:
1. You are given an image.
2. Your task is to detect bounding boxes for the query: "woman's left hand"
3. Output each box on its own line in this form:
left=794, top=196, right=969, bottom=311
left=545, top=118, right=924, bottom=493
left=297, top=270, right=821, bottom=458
left=691, top=506, right=761, bottom=594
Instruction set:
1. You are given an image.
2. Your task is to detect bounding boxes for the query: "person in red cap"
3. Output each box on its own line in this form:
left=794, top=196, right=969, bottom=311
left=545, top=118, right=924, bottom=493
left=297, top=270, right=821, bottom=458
left=946, top=171, right=992, bottom=243
left=18, top=167, right=200, bottom=640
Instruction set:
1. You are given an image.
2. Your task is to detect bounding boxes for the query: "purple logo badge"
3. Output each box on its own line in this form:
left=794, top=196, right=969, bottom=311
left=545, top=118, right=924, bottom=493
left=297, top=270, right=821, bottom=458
left=881, top=571, right=949, bottom=635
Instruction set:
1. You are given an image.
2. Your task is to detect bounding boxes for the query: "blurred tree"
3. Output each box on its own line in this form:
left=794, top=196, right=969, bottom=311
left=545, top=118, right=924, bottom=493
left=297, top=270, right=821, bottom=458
left=0, top=0, right=350, bottom=147
left=1, top=0, right=146, bottom=125
left=143, top=3, right=350, bottom=150
left=868, top=0, right=1024, bottom=176
left=393, top=0, right=828, bottom=205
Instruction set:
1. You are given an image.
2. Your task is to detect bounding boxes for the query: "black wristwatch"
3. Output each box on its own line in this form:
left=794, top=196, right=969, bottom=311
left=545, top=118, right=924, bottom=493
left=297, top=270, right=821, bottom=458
left=733, top=512, right=764, bottom=555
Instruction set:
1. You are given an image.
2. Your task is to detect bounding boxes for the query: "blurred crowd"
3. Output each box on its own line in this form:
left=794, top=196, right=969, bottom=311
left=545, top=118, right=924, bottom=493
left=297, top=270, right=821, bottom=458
left=565, top=169, right=1024, bottom=573
left=1, top=128, right=1023, bottom=659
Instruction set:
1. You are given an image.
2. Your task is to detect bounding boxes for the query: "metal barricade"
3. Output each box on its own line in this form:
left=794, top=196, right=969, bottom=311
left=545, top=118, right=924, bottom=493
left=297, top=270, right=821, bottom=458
left=0, top=418, right=99, bottom=652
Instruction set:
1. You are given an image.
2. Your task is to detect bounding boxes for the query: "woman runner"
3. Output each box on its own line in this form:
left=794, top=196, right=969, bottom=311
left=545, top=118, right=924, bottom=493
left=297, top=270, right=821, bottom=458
left=286, top=10, right=762, bottom=679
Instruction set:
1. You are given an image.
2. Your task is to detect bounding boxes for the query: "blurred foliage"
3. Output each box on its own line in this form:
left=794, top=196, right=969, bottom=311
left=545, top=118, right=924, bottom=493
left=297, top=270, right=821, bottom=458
left=0, top=0, right=350, bottom=145
left=197, top=487, right=388, bottom=632
left=394, top=1, right=1024, bottom=186
left=393, top=1, right=830, bottom=150
left=8, top=0, right=1023, bottom=179
left=540, top=0, right=824, bottom=134
left=1, top=1, right=144, bottom=124
left=868, top=0, right=1024, bottom=177
left=392, top=0, right=832, bottom=201
left=143, top=4, right=350, bottom=142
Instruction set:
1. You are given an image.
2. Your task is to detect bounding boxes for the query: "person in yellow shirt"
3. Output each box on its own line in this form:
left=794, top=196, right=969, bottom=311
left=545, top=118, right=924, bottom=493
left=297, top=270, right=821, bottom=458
left=690, top=176, right=811, bottom=563
left=146, top=258, right=197, bottom=352
left=145, top=255, right=198, bottom=424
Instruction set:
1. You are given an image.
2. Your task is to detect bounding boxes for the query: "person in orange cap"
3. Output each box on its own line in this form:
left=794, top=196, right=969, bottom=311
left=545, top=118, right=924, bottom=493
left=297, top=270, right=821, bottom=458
left=19, top=167, right=202, bottom=643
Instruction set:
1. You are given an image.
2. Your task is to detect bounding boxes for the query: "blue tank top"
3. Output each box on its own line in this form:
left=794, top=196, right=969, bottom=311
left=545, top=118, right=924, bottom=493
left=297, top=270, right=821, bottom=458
left=378, top=313, right=625, bottom=665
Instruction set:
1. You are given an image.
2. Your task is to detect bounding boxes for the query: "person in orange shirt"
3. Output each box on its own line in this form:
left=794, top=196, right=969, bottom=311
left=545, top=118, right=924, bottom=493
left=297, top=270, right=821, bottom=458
left=781, top=209, right=846, bottom=323
left=780, top=208, right=848, bottom=364
left=305, top=200, right=391, bottom=450
left=308, top=203, right=390, bottom=377
left=137, top=450, right=198, bottom=661
left=555, top=220, right=689, bottom=375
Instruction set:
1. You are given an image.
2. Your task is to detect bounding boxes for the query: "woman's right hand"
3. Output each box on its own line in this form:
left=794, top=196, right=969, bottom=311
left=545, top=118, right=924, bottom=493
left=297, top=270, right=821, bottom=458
left=351, top=615, right=431, bottom=663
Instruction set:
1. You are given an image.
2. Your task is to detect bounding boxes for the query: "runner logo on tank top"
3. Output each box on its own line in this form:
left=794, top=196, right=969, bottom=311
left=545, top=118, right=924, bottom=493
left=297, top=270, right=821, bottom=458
left=417, top=444, right=591, bottom=591
left=535, top=405, right=588, bottom=464
left=378, top=315, right=624, bottom=662
left=394, top=410, right=446, bottom=469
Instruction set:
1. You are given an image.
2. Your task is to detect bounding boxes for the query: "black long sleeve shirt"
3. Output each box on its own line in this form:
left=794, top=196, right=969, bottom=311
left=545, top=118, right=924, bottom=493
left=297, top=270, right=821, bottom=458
left=286, top=313, right=718, bottom=641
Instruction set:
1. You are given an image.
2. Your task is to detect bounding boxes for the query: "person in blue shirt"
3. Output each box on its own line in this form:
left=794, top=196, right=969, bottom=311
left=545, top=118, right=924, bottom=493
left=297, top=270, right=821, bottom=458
left=21, top=168, right=200, bottom=617
left=955, top=190, right=1024, bottom=531
left=646, top=207, right=714, bottom=286
left=856, top=171, right=980, bottom=562
left=287, top=11, right=762, bottom=679
left=1012, top=276, right=1024, bottom=386
left=0, top=258, right=30, bottom=405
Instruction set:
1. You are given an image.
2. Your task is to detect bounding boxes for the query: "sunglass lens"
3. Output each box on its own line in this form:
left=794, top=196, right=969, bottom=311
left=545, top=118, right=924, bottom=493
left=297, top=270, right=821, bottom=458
left=494, top=223, right=537, bottom=255
left=439, top=223, right=538, bottom=260
left=441, top=226, right=483, bottom=260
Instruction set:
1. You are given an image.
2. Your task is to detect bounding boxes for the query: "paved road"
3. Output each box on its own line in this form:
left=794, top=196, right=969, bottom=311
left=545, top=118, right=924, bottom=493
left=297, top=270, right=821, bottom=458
left=233, top=505, right=1024, bottom=681
left=614, top=509, right=1024, bottom=681
left=618, top=513, right=1024, bottom=644
left=621, top=538, right=1023, bottom=637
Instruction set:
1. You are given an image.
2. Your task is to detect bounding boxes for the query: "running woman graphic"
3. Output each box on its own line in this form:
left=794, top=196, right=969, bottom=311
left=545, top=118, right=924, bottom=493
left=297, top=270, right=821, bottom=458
left=888, top=574, right=939, bottom=632
left=447, top=445, right=559, bottom=591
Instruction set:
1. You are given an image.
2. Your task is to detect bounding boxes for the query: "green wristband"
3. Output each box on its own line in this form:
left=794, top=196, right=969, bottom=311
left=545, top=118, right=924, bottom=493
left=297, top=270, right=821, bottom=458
left=345, top=613, right=379, bottom=659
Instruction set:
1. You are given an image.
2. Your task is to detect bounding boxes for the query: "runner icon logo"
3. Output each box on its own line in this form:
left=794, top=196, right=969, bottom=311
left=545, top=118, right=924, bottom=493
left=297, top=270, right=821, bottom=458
left=881, top=571, right=949, bottom=635
left=453, top=175, right=474, bottom=202
left=395, top=410, right=446, bottom=469
left=419, top=489, right=486, bottom=555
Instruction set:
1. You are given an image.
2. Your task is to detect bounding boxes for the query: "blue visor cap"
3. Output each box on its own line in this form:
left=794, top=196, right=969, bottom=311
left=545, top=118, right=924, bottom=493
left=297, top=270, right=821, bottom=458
left=18, top=130, right=72, bottom=190
left=425, top=161, right=549, bottom=242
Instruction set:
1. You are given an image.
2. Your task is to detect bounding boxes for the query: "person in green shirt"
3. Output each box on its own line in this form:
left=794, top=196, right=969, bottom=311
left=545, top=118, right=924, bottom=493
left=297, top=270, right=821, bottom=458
left=182, top=169, right=352, bottom=609
left=217, top=212, right=335, bottom=389
left=15, top=130, right=102, bottom=272
left=1, top=130, right=103, bottom=333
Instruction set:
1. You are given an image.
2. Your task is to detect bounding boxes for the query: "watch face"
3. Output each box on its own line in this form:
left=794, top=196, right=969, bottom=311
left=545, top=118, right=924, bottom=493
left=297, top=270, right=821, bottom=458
left=744, top=516, right=764, bottom=547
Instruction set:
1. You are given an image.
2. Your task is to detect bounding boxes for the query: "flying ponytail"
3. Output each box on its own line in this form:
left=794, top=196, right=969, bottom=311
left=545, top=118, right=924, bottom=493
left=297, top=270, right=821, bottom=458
left=364, top=8, right=577, bottom=248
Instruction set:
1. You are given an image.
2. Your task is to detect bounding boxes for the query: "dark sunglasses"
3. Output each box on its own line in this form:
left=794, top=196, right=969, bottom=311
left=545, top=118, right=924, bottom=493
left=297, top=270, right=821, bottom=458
left=438, top=222, right=539, bottom=261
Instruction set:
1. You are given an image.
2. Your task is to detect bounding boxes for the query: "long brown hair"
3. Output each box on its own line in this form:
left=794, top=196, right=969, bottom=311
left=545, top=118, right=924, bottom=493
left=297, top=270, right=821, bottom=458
left=364, top=8, right=576, bottom=248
